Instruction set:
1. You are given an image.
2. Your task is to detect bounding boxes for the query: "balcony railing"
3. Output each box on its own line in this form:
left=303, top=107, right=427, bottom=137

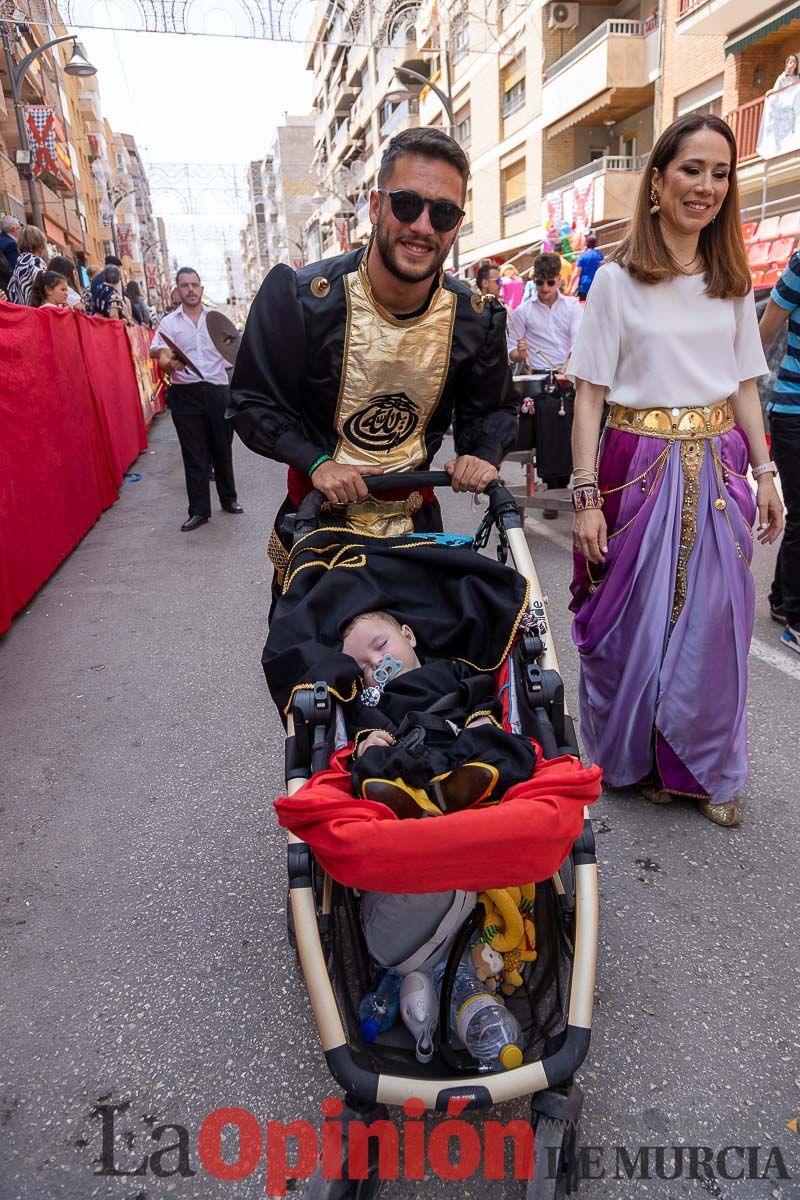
left=544, top=19, right=643, bottom=84
left=544, top=153, right=646, bottom=194
left=379, top=97, right=420, bottom=138
left=725, top=96, right=765, bottom=162
left=502, top=198, right=526, bottom=217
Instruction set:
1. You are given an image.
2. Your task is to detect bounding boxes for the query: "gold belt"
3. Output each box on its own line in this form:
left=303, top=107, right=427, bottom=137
left=606, top=399, right=734, bottom=439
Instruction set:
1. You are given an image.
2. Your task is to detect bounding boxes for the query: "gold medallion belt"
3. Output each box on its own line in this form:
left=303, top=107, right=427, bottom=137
left=591, top=399, right=748, bottom=613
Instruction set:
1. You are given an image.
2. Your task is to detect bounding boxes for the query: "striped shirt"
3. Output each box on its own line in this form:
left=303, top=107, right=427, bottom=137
left=770, top=252, right=800, bottom=411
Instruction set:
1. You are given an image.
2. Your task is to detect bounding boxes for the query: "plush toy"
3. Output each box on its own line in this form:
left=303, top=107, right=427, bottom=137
left=476, top=885, right=537, bottom=996
left=470, top=942, right=504, bottom=992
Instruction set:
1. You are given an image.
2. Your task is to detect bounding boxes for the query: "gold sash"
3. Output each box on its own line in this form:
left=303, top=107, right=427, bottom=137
left=606, top=399, right=734, bottom=439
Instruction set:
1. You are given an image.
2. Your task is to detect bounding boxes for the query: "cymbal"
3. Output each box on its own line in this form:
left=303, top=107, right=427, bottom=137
left=206, top=309, right=242, bottom=364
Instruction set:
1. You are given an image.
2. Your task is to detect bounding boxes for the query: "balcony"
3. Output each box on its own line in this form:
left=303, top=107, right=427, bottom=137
left=542, top=20, right=655, bottom=133
left=78, top=90, right=102, bottom=121
left=334, top=81, right=360, bottom=116
left=677, top=0, right=775, bottom=37
left=544, top=155, right=646, bottom=223
left=726, top=96, right=765, bottom=162
left=376, top=33, right=427, bottom=85
left=379, top=97, right=420, bottom=139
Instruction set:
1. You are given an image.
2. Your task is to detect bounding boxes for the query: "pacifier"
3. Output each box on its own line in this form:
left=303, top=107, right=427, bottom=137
left=372, top=653, right=405, bottom=691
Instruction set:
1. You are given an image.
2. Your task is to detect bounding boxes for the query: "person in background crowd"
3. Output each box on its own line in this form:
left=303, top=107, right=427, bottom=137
left=569, top=113, right=782, bottom=828
left=570, top=233, right=604, bottom=300
left=29, top=270, right=69, bottom=308
left=0, top=215, right=20, bottom=293
left=48, top=256, right=84, bottom=310
left=773, top=54, right=799, bottom=91
left=90, top=254, right=123, bottom=311
left=475, top=261, right=501, bottom=299
left=499, top=262, right=524, bottom=309
left=7, top=225, right=47, bottom=305
left=94, top=265, right=126, bottom=319
left=758, top=253, right=800, bottom=654
left=0, top=215, right=20, bottom=272
left=125, top=280, right=152, bottom=327
left=151, top=267, right=243, bottom=531
left=508, top=251, right=582, bottom=374
left=508, top=250, right=582, bottom=516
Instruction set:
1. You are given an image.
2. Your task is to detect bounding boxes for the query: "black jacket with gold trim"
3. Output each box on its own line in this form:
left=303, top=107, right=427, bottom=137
left=228, top=246, right=519, bottom=477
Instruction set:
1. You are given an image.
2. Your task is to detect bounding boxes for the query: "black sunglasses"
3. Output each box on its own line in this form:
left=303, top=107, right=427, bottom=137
left=534, top=276, right=559, bottom=286
left=376, top=188, right=465, bottom=233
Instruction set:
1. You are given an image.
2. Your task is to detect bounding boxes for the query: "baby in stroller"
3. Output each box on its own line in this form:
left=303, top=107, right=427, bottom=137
left=342, top=609, right=538, bottom=814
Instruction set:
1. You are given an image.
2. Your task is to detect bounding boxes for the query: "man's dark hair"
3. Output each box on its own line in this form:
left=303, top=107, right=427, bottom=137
left=104, top=254, right=122, bottom=267
left=533, top=252, right=562, bottom=278
left=176, top=266, right=200, bottom=283
left=585, top=234, right=598, bottom=248
left=476, top=262, right=499, bottom=289
left=104, top=265, right=121, bottom=284
left=377, top=128, right=470, bottom=198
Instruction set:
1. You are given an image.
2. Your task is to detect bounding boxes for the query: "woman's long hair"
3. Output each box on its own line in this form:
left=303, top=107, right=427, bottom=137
left=29, top=270, right=66, bottom=307
left=125, top=280, right=142, bottom=301
left=48, top=255, right=77, bottom=290
left=611, top=113, right=752, bottom=298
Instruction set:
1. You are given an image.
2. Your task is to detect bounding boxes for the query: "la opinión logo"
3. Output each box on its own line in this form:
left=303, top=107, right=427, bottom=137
left=90, top=1097, right=537, bottom=1194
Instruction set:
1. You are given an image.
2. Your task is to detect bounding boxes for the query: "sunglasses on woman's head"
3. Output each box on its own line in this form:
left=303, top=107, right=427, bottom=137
left=534, top=276, right=559, bottom=286
left=376, top=188, right=465, bottom=234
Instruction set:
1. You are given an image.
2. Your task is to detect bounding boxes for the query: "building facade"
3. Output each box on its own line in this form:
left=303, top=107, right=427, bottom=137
left=240, top=116, right=316, bottom=302
left=0, top=5, right=168, bottom=289
left=300, top=0, right=800, bottom=277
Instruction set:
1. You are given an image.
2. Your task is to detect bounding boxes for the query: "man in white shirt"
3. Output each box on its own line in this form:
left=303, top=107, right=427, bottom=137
left=151, top=267, right=243, bottom=531
left=506, top=252, right=582, bottom=516
left=506, top=252, right=582, bottom=372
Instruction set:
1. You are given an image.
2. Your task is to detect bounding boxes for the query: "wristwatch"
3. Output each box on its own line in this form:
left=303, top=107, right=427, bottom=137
left=752, top=460, right=778, bottom=478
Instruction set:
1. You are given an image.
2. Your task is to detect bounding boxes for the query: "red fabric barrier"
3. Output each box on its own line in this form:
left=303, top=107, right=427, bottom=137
left=127, top=323, right=165, bottom=427
left=274, top=745, right=601, bottom=893
left=0, top=302, right=149, bottom=634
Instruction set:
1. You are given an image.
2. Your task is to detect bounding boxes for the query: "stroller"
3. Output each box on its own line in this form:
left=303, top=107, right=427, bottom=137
left=271, top=472, right=599, bottom=1199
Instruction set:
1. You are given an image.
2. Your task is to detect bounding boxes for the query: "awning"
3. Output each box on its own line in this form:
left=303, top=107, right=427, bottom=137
left=726, top=1, right=800, bottom=55
left=546, top=89, right=616, bottom=139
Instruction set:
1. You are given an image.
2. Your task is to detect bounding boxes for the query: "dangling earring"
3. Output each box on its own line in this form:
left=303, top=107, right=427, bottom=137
left=650, top=185, right=661, bottom=215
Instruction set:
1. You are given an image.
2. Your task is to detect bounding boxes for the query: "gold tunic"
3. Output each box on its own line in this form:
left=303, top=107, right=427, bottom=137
left=329, top=257, right=457, bottom=536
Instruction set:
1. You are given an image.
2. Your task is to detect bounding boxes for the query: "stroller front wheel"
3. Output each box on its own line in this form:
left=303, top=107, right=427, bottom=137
left=527, top=1112, right=581, bottom=1199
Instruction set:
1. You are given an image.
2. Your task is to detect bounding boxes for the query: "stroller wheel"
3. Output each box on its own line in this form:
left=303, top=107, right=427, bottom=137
left=302, top=1098, right=389, bottom=1200
left=527, top=1114, right=580, bottom=1198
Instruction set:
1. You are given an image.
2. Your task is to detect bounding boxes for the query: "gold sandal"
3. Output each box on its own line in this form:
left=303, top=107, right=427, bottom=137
left=637, top=779, right=673, bottom=805
left=697, top=799, right=741, bottom=827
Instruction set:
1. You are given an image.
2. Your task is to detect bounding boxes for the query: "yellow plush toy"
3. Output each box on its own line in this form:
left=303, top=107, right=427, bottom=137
left=476, top=885, right=537, bottom=996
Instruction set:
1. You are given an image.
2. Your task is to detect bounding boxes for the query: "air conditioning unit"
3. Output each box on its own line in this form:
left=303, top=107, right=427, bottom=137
left=548, top=2, right=579, bottom=30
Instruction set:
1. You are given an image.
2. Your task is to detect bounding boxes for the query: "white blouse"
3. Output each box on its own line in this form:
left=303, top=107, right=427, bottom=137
left=567, top=262, right=768, bottom=409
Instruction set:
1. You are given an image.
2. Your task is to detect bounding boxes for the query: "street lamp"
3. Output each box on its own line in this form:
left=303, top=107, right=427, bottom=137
left=393, top=64, right=461, bottom=271
left=0, top=27, right=97, bottom=231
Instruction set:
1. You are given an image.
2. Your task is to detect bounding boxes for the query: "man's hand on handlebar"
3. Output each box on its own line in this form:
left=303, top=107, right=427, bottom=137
left=444, top=455, right=499, bottom=494
left=310, top=460, right=383, bottom=504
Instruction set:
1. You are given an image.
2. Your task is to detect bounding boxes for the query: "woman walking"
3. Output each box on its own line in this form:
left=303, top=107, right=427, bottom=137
left=569, top=114, right=783, bottom=827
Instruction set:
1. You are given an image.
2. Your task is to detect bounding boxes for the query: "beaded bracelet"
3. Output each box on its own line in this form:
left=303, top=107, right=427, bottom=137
left=309, top=453, right=332, bottom=475
left=572, top=486, right=603, bottom=512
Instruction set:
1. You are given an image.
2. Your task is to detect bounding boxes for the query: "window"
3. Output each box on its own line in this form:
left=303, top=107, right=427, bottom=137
left=452, top=10, right=469, bottom=62
left=502, top=158, right=526, bottom=216
left=497, top=0, right=510, bottom=33
left=455, top=105, right=471, bottom=149
left=675, top=75, right=723, bottom=119
left=622, top=134, right=637, bottom=158
left=502, top=56, right=526, bottom=118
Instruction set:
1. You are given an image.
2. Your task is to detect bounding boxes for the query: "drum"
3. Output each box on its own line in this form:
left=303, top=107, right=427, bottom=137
left=511, top=373, right=549, bottom=453
left=535, top=376, right=574, bottom=484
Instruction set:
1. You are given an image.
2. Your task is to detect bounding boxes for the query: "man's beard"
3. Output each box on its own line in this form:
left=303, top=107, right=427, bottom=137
left=375, top=219, right=450, bottom=284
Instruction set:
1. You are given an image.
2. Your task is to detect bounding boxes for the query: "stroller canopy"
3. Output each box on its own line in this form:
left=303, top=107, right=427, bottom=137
left=264, top=530, right=530, bottom=715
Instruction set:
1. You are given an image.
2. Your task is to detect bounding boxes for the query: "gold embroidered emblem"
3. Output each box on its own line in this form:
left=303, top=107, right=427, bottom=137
left=310, top=276, right=330, bottom=298
left=471, top=293, right=486, bottom=313
left=671, top=440, right=705, bottom=626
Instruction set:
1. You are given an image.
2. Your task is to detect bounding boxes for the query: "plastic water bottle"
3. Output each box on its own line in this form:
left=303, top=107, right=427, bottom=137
left=359, top=969, right=402, bottom=1042
left=433, top=960, right=523, bottom=1071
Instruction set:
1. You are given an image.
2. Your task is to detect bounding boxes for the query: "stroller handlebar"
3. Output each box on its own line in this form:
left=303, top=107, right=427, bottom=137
left=293, top=472, right=521, bottom=541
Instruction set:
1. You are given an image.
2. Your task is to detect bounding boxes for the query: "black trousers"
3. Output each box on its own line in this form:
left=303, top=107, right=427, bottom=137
left=168, top=382, right=237, bottom=518
left=769, top=411, right=800, bottom=627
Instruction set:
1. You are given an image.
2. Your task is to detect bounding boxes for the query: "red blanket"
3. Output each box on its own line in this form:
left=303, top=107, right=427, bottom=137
left=274, top=746, right=602, bottom=892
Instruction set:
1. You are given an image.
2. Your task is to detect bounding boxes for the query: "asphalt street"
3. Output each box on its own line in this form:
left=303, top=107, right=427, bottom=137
left=1, top=413, right=799, bottom=1200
